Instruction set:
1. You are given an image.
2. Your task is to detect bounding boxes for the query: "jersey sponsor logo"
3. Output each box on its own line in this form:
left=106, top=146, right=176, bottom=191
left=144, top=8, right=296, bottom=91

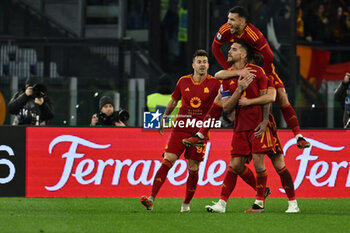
left=143, top=109, right=162, bottom=129
left=204, top=87, right=209, bottom=93
left=190, top=97, right=201, bottom=108
left=185, top=87, right=190, bottom=92
left=216, top=33, right=222, bottom=40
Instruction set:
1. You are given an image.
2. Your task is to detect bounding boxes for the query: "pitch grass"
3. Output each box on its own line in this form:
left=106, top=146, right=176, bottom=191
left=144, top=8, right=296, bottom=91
left=0, top=198, right=350, bottom=233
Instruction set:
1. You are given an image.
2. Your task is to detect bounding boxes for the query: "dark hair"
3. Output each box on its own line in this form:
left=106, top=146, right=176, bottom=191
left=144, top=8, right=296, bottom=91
left=192, top=49, right=208, bottom=61
left=233, top=39, right=253, bottom=62
left=228, top=6, right=249, bottom=21
left=250, top=53, right=264, bottom=67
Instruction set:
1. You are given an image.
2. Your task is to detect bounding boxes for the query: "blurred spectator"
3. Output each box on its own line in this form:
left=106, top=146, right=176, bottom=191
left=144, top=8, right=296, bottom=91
left=304, top=3, right=331, bottom=42
left=147, top=75, right=181, bottom=121
left=8, top=77, right=54, bottom=125
left=296, top=0, right=305, bottom=39
left=334, top=73, right=350, bottom=128
left=90, top=96, right=129, bottom=126
left=330, top=6, right=348, bottom=43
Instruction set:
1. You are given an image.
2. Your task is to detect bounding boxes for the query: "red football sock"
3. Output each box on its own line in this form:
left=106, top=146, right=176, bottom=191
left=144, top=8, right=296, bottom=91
left=281, top=104, right=301, bottom=136
left=199, top=103, right=223, bottom=138
left=239, top=166, right=256, bottom=191
left=277, top=166, right=296, bottom=201
left=256, top=170, right=267, bottom=201
left=184, top=170, right=199, bottom=204
left=151, top=159, right=172, bottom=198
left=220, top=167, right=238, bottom=202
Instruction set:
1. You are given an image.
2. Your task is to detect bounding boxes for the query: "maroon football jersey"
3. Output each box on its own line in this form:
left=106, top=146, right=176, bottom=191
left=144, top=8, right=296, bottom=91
left=171, top=74, right=221, bottom=131
left=213, top=23, right=274, bottom=74
left=221, top=64, right=268, bottom=132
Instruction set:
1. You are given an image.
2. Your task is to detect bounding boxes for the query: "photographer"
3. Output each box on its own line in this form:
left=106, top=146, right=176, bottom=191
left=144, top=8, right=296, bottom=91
left=8, top=76, right=54, bottom=125
left=334, top=72, right=350, bottom=128
left=90, top=96, right=129, bottom=127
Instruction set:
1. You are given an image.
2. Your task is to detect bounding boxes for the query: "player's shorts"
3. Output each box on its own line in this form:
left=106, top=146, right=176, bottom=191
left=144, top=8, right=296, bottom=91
left=165, top=131, right=206, bottom=162
left=267, top=64, right=285, bottom=89
left=230, top=126, right=276, bottom=157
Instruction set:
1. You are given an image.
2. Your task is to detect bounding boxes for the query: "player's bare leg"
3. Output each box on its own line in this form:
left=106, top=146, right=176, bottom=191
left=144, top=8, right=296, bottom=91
left=141, top=152, right=177, bottom=210
left=276, top=88, right=310, bottom=149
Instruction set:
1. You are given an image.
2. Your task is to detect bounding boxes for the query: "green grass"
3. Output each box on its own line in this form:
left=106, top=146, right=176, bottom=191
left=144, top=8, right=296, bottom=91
left=0, top=198, right=350, bottom=233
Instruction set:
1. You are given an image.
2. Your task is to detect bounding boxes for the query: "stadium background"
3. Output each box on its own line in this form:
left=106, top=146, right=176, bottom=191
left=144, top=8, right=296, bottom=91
left=0, top=0, right=349, bottom=128
left=0, top=1, right=350, bottom=232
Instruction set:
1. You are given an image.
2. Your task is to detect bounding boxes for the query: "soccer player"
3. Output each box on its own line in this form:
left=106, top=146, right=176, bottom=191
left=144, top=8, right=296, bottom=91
left=205, top=40, right=274, bottom=213
left=140, top=49, right=221, bottom=212
left=184, top=6, right=310, bottom=149
left=206, top=55, right=300, bottom=214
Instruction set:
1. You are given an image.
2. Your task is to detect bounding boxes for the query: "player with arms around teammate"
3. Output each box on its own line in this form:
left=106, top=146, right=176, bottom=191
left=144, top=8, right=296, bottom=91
left=206, top=51, right=300, bottom=213
left=141, top=50, right=221, bottom=212
left=205, top=40, right=273, bottom=213
left=212, top=6, right=309, bottom=149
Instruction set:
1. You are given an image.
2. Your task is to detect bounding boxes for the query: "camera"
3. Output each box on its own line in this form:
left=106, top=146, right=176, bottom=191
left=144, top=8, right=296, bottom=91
left=32, top=83, right=47, bottom=98
left=98, top=109, right=129, bottom=125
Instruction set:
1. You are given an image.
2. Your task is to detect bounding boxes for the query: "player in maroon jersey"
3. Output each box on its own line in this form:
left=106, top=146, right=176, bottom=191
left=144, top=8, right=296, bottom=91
left=203, top=40, right=274, bottom=213
left=140, top=50, right=222, bottom=212
left=205, top=46, right=300, bottom=213
left=184, top=6, right=310, bottom=150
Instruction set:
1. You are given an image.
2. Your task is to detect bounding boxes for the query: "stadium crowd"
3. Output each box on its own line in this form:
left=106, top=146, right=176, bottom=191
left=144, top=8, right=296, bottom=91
left=297, top=0, right=350, bottom=44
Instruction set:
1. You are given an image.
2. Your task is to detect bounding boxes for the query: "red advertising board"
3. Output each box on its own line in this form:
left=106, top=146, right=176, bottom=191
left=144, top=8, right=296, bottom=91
left=26, top=127, right=350, bottom=198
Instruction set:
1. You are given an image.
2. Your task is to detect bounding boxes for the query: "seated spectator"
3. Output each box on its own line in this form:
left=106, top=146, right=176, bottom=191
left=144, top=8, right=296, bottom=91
left=8, top=76, right=54, bottom=125
left=334, top=73, right=350, bottom=128
left=90, top=96, right=129, bottom=126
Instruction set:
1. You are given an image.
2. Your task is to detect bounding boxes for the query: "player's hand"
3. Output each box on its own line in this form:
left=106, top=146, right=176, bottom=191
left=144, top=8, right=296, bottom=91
left=25, top=87, right=33, bottom=96
left=344, top=73, right=350, bottom=84
left=238, top=97, right=251, bottom=106
left=237, top=67, right=256, bottom=78
left=214, top=90, right=223, bottom=106
left=115, top=121, right=126, bottom=127
left=238, top=75, right=254, bottom=91
left=158, top=117, right=166, bottom=135
left=34, top=97, right=44, bottom=105
left=254, top=120, right=268, bottom=138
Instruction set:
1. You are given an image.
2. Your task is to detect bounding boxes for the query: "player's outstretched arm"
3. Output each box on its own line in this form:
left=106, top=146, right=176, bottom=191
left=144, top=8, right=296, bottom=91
left=158, top=97, right=178, bottom=135
left=212, top=41, right=231, bottom=70
left=215, top=68, right=256, bottom=80
left=239, top=87, right=276, bottom=106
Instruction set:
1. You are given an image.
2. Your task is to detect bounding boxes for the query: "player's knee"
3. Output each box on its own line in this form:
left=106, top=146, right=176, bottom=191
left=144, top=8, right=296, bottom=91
left=230, top=164, right=243, bottom=173
left=188, top=160, right=200, bottom=172
left=272, top=159, right=285, bottom=171
left=163, top=153, right=177, bottom=166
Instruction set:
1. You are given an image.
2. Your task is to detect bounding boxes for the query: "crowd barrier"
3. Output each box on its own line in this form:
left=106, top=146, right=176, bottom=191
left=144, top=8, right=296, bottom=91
left=1, top=126, right=349, bottom=198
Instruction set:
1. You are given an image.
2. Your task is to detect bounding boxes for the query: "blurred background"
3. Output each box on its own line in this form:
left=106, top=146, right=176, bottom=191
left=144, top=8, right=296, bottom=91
left=0, top=0, right=349, bottom=128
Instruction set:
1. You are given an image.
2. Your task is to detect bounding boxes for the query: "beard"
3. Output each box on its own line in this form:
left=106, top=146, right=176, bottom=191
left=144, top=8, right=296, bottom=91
left=227, top=57, right=235, bottom=66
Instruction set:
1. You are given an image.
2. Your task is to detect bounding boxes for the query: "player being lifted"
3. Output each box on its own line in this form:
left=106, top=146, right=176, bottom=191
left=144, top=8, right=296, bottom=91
left=183, top=6, right=310, bottom=149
